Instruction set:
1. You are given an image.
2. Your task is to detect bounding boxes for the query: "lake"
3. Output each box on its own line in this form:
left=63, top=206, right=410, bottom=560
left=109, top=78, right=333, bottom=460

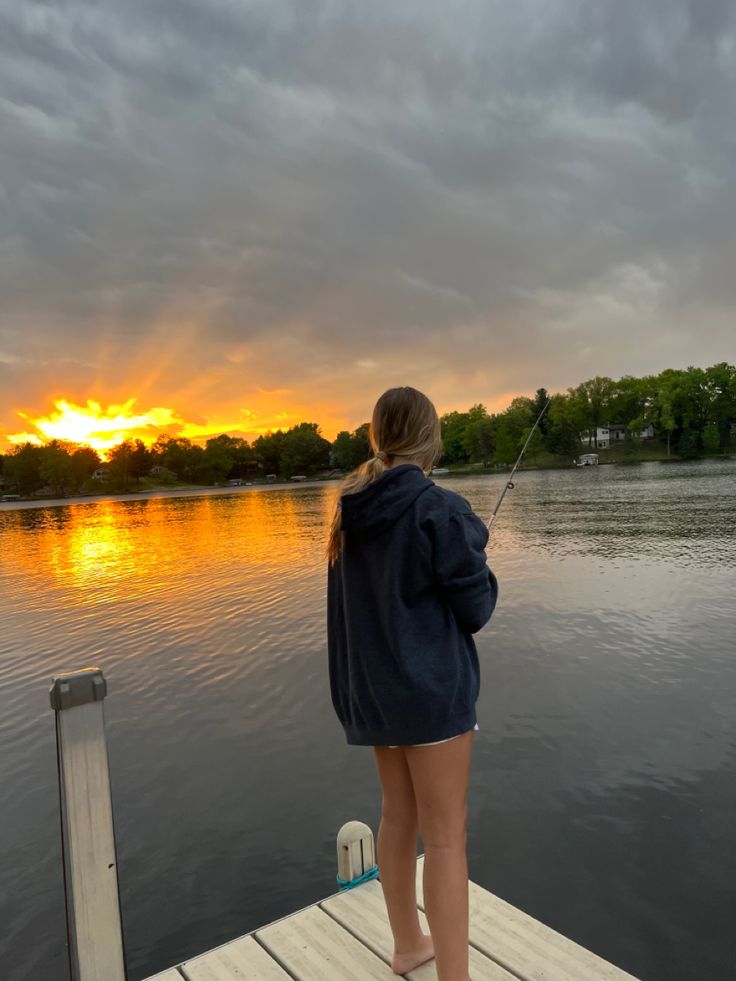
left=1, top=459, right=735, bottom=981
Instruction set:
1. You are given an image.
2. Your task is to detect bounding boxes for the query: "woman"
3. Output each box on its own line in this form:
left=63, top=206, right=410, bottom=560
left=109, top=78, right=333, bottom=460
left=327, top=386, right=498, bottom=981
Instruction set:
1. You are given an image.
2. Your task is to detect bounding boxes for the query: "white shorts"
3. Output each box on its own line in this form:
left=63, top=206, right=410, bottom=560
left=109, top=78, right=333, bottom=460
left=387, top=722, right=478, bottom=749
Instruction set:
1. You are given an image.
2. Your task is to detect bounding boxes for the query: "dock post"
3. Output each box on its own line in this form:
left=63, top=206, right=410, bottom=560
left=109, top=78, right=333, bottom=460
left=50, top=667, right=127, bottom=981
left=336, top=820, right=377, bottom=888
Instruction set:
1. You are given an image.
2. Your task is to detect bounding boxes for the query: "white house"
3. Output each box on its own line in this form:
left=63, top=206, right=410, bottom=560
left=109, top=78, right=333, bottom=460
left=580, top=427, right=610, bottom=449
left=582, top=423, right=656, bottom=448
left=608, top=422, right=656, bottom=442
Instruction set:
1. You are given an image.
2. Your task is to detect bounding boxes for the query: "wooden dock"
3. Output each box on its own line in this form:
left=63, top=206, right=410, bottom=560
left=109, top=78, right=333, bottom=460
left=47, top=670, right=640, bottom=981
left=144, top=855, right=640, bottom=981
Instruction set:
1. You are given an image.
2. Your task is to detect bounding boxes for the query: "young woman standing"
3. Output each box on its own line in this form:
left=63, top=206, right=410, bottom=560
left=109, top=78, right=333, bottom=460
left=327, top=386, right=498, bottom=981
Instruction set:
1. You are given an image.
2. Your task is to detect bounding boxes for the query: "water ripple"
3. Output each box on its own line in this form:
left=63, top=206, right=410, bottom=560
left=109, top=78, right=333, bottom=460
left=1, top=461, right=735, bottom=981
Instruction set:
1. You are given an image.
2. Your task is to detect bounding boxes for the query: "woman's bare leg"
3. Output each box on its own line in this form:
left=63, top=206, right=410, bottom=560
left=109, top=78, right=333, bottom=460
left=373, top=746, right=435, bottom=974
left=404, top=731, right=474, bottom=981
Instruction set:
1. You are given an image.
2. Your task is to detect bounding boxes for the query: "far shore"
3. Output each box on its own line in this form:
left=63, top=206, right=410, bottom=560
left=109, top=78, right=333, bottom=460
left=1, top=453, right=732, bottom=513
left=0, top=478, right=342, bottom=513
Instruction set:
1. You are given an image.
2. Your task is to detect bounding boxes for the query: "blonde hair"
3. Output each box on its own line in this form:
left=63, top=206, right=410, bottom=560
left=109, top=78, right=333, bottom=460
left=326, top=386, right=443, bottom=565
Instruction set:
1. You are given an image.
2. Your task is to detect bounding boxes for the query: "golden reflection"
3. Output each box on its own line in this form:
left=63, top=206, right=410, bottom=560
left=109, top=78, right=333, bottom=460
left=0, top=487, right=330, bottom=605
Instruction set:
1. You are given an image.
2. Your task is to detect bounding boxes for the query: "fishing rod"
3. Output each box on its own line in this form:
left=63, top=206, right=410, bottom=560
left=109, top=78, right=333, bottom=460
left=486, top=399, right=551, bottom=530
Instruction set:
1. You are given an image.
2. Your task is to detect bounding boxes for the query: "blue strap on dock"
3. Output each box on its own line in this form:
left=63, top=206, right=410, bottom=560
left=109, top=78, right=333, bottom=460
left=336, top=864, right=380, bottom=890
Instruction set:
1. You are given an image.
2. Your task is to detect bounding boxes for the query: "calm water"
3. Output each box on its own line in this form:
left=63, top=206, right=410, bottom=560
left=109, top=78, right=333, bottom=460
left=1, top=460, right=735, bottom=981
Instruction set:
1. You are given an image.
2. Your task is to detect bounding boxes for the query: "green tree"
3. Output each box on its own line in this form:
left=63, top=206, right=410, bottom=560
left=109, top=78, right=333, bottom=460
left=572, top=376, right=615, bottom=448
left=610, top=375, right=656, bottom=435
left=350, top=423, right=371, bottom=468
left=440, top=411, right=471, bottom=464
left=4, top=443, right=43, bottom=496
left=129, top=439, right=152, bottom=479
left=70, top=446, right=102, bottom=492
left=151, top=435, right=196, bottom=479
left=462, top=404, right=496, bottom=464
left=656, top=389, right=677, bottom=457
left=532, top=388, right=552, bottom=438
left=546, top=394, right=582, bottom=458
left=253, top=430, right=287, bottom=475
left=184, top=445, right=211, bottom=483
left=702, top=422, right=720, bottom=453
left=216, top=435, right=258, bottom=477
left=332, top=431, right=353, bottom=470
left=332, top=423, right=372, bottom=471
left=38, top=441, right=74, bottom=496
left=519, top=425, right=544, bottom=463
left=203, top=435, right=237, bottom=483
left=494, top=398, right=535, bottom=464
left=108, top=441, right=135, bottom=491
left=704, top=362, right=736, bottom=450
left=678, top=367, right=711, bottom=447
left=280, top=422, right=331, bottom=477
left=677, top=427, right=699, bottom=458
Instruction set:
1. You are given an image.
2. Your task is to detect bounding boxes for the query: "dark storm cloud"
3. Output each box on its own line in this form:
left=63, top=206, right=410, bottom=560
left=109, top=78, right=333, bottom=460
left=1, top=0, right=734, bottom=425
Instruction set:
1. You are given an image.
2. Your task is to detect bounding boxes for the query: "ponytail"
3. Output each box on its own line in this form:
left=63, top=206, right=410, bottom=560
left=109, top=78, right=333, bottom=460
left=326, top=455, right=387, bottom=565
left=325, top=387, right=443, bottom=566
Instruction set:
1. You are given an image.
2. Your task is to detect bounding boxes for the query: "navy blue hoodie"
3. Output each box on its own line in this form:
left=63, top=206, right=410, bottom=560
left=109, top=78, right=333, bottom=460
left=327, top=464, right=498, bottom=746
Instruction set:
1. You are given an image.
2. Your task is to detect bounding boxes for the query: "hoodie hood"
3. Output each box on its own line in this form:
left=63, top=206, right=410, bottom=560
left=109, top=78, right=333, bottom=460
left=340, top=464, right=434, bottom=536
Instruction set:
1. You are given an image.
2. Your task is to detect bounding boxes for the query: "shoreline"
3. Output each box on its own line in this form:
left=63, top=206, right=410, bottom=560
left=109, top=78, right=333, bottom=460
left=0, top=478, right=342, bottom=513
left=1, top=454, right=732, bottom=513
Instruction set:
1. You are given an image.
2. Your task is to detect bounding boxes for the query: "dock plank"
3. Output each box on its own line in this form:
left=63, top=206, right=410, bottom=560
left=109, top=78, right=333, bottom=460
left=181, top=934, right=291, bottom=980
left=322, top=878, right=516, bottom=981
left=257, top=904, right=397, bottom=980
left=416, top=857, right=639, bottom=981
left=144, top=856, right=641, bottom=981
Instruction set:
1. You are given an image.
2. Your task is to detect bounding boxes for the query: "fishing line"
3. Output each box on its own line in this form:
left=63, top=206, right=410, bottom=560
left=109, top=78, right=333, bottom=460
left=486, top=399, right=550, bottom=531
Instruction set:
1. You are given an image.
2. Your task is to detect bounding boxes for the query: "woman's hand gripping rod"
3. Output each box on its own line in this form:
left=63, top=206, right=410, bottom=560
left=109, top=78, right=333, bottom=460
left=486, top=400, right=551, bottom=531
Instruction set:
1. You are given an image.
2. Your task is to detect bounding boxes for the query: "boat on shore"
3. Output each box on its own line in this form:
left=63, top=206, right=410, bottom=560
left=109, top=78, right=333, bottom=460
left=576, top=453, right=599, bottom=467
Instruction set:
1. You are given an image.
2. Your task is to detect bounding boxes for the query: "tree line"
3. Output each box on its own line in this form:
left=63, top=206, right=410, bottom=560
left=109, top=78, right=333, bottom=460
left=1, top=363, right=734, bottom=497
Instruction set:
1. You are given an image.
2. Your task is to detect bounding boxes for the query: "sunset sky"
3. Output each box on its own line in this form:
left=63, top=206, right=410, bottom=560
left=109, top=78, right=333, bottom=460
left=1, top=1, right=735, bottom=452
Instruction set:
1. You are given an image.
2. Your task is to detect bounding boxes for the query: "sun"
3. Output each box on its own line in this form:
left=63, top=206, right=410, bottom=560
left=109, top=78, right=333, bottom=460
left=9, top=398, right=179, bottom=458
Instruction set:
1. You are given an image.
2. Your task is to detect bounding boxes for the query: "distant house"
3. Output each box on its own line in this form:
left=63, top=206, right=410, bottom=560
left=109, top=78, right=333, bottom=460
left=581, top=427, right=610, bottom=449
left=92, top=467, right=110, bottom=480
left=608, top=422, right=656, bottom=441
left=583, top=423, right=656, bottom=448
left=148, top=464, right=172, bottom=476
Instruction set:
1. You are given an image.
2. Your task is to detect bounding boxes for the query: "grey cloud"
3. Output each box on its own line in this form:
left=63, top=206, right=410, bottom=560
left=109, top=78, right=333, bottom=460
left=0, top=0, right=735, bottom=427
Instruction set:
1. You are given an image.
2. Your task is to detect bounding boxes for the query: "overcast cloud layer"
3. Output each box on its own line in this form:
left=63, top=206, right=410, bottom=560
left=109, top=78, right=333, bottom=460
left=1, top=0, right=735, bottom=440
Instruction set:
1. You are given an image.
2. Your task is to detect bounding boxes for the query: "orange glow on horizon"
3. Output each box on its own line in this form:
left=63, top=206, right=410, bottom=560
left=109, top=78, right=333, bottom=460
left=9, top=399, right=179, bottom=458
left=5, top=396, right=350, bottom=457
left=3, top=387, right=519, bottom=458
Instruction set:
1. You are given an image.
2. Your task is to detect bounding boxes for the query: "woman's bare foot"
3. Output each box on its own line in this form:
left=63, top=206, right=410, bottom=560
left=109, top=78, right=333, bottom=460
left=391, top=933, right=435, bottom=974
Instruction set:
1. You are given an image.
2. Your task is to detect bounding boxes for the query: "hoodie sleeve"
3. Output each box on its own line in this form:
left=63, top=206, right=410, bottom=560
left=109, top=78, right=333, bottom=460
left=432, top=508, right=498, bottom=634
